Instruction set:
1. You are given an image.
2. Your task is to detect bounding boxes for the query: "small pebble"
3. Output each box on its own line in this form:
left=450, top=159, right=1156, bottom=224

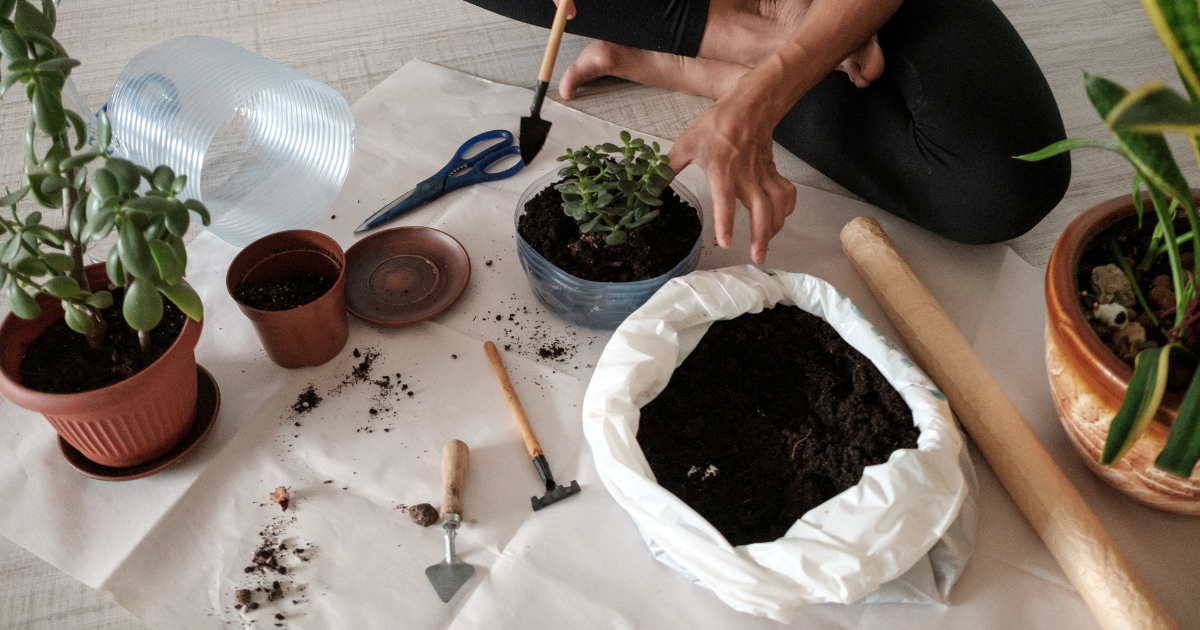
left=485, top=260, right=493, bottom=266
left=235, top=589, right=253, bottom=606
left=410, top=503, right=439, bottom=527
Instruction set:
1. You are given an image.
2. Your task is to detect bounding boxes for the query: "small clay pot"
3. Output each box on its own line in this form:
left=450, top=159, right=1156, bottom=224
left=0, top=263, right=202, bottom=468
left=227, top=230, right=348, bottom=368
left=1045, top=193, right=1200, bottom=514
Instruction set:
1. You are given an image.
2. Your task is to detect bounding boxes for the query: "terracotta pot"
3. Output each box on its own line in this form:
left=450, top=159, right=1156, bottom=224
left=1045, top=194, right=1200, bottom=514
left=227, top=229, right=348, bottom=368
left=0, top=264, right=202, bottom=468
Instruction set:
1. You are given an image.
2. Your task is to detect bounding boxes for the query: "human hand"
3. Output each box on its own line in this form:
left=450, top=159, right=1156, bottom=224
left=668, top=91, right=796, bottom=264
left=549, top=0, right=576, bottom=19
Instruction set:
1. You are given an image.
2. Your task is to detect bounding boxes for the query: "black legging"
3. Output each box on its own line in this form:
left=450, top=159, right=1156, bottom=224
left=464, top=0, right=1070, bottom=245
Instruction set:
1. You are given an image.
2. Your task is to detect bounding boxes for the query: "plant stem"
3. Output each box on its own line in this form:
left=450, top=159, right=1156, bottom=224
left=1139, top=221, right=1166, bottom=271
left=1109, top=239, right=1161, bottom=330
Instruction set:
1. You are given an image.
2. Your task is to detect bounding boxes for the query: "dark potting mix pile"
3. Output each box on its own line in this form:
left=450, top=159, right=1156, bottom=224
left=1077, top=215, right=1197, bottom=390
left=637, top=305, right=919, bottom=546
left=517, top=180, right=702, bottom=282
left=19, top=287, right=186, bottom=394
left=234, top=271, right=334, bottom=311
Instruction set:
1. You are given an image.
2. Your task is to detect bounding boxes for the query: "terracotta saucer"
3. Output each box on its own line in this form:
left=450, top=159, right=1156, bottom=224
left=58, top=365, right=221, bottom=481
left=344, top=227, right=471, bottom=326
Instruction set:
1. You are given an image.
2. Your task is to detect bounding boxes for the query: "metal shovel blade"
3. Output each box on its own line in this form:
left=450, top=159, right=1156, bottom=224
left=425, top=558, right=475, bottom=603
left=519, top=114, right=552, bottom=165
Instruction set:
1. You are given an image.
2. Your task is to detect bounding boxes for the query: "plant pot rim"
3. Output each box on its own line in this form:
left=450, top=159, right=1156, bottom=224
left=226, top=228, right=346, bottom=314
left=515, top=170, right=704, bottom=287
left=1046, top=193, right=1190, bottom=418
left=0, top=265, right=203, bottom=411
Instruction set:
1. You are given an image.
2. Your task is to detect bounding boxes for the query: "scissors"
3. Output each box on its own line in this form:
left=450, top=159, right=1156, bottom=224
left=356, top=129, right=525, bottom=233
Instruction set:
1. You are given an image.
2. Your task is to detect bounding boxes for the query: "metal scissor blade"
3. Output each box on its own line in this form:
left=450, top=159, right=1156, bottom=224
left=355, top=187, right=418, bottom=233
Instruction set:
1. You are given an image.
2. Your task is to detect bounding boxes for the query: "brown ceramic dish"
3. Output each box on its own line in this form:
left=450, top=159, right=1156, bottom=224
left=1045, top=193, right=1200, bottom=514
left=344, top=227, right=470, bottom=326
left=58, top=365, right=220, bottom=481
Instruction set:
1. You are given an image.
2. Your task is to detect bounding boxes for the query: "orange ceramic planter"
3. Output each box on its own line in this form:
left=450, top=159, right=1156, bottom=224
left=0, top=264, right=202, bottom=468
left=226, top=229, right=348, bottom=368
left=1045, top=194, right=1200, bottom=514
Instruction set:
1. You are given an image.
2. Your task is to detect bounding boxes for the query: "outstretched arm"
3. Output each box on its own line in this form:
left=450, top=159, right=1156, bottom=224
left=669, top=0, right=902, bottom=262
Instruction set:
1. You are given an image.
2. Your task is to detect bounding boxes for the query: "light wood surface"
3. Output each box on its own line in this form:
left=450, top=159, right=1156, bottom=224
left=538, top=0, right=574, bottom=84
left=484, top=340, right=544, bottom=459
left=440, top=440, right=470, bottom=518
left=840, top=217, right=1180, bottom=630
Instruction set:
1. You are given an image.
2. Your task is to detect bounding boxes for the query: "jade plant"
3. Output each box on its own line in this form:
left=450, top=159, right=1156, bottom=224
left=555, top=130, right=675, bottom=245
left=1019, top=0, right=1200, bottom=476
left=0, top=0, right=209, bottom=354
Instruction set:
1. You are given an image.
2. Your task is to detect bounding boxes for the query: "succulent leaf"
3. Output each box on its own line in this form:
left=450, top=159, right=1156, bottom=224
left=122, top=277, right=163, bottom=332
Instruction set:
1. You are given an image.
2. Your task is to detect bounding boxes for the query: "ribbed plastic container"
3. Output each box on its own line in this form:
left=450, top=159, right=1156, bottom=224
left=108, top=36, right=355, bottom=246
left=515, top=170, right=703, bottom=330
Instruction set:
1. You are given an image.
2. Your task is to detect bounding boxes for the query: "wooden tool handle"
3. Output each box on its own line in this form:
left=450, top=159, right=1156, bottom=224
left=483, top=341, right=544, bottom=458
left=538, top=0, right=574, bottom=83
left=839, top=217, right=1179, bottom=630
left=441, top=440, right=470, bottom=517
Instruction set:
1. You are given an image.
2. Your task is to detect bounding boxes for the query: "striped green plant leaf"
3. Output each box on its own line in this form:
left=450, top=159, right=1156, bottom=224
left=1103, top=344, right=1177, bottom=464
left=1109, top=80, right=1200, bottom=134
left=1137, top=0, right=1200, bottom=101
left=1156, top=363, right=1200, bottom=477
left=1087, top=72, right=1197, bottom=214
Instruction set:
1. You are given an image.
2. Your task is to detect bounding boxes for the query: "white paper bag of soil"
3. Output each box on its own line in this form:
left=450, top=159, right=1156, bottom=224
left=582, top=265, right=977, bottom=622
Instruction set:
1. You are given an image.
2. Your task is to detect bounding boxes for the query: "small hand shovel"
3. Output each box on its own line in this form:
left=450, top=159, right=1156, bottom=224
left=484, top=341, right=581, bottom=511
left=425, top=440, right=475, bottom=603
left=519, top=0, right=574, bottom=164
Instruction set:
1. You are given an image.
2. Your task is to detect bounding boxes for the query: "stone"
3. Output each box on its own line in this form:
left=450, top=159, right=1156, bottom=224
left=1112, top=322, right=1147, bottom=363
left=1091, top=264, right=1136, bottom=308
left=1149, top=285, right=1176, bottom=310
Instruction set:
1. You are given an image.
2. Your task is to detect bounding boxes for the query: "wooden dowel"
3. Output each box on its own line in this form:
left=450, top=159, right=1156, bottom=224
left=441, top=440, right=470, bottom=518
left=839, top=216, right=1178, bottom=630
left=538, top=0, right=573, bottom=83
left=483, top=341, right=543, bottom=458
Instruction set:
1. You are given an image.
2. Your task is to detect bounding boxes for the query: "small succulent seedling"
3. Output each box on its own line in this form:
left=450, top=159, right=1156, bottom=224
left=0, top=0, right=210, bottom=353
left=554, top=130, right=675, bottom=245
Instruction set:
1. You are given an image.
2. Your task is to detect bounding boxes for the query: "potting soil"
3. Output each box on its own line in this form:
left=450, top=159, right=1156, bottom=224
left=637, top=305, right=919, bottom=546
left=517, top=180, right=702, bottom=283
left=18, top=288, right=186, bottom=394
left=234, top=271, right=334, bottom=311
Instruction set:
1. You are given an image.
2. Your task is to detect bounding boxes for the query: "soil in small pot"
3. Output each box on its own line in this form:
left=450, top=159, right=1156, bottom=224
left=1077, top=214, right=1198, bottom=390
left=18, top=286, right=186, bottom=394
left=517, top=180, right=702, bottom=283
left=233, top=271, right=335, bottom=311
left=637, top=305, right=919, bottom=546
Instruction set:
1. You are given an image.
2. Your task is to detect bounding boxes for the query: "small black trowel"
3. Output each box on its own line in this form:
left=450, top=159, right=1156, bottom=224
left=425, top=440, right=475, bottom=603
left=519, top=0, right=574, bottom=165
left=484, top=341, right=581, bottom=511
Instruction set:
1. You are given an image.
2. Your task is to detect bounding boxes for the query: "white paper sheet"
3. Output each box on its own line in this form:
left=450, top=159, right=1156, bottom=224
left=0, top=59, right=1197, bottom=629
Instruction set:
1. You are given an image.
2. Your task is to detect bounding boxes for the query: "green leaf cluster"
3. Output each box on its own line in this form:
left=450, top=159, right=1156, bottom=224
left=554, top=130, right=675, bottom=246
left=1017, top=0, right=1200, bottom=477
left=0, top=0, right=209, bottom=342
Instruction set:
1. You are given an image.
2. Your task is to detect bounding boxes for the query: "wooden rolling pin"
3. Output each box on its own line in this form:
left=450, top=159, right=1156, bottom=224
left=839, top=217, right=1178, bottom=630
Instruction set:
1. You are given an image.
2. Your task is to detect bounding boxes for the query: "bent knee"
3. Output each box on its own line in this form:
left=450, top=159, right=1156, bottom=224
left=903, top=151, right=1071, bottom=245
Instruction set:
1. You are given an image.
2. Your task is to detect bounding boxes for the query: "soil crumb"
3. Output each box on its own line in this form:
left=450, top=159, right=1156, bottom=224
left=292, top=385, right=322, bottom=415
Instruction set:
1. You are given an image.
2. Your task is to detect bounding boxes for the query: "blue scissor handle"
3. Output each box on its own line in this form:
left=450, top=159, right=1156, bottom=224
left=442, top=130, right=524, bottom=192
left=445, top=145, right=524, bottom=192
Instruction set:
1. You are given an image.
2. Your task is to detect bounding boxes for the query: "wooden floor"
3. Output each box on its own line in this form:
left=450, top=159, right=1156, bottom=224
left=0, top=0, right=1193, bottom=627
